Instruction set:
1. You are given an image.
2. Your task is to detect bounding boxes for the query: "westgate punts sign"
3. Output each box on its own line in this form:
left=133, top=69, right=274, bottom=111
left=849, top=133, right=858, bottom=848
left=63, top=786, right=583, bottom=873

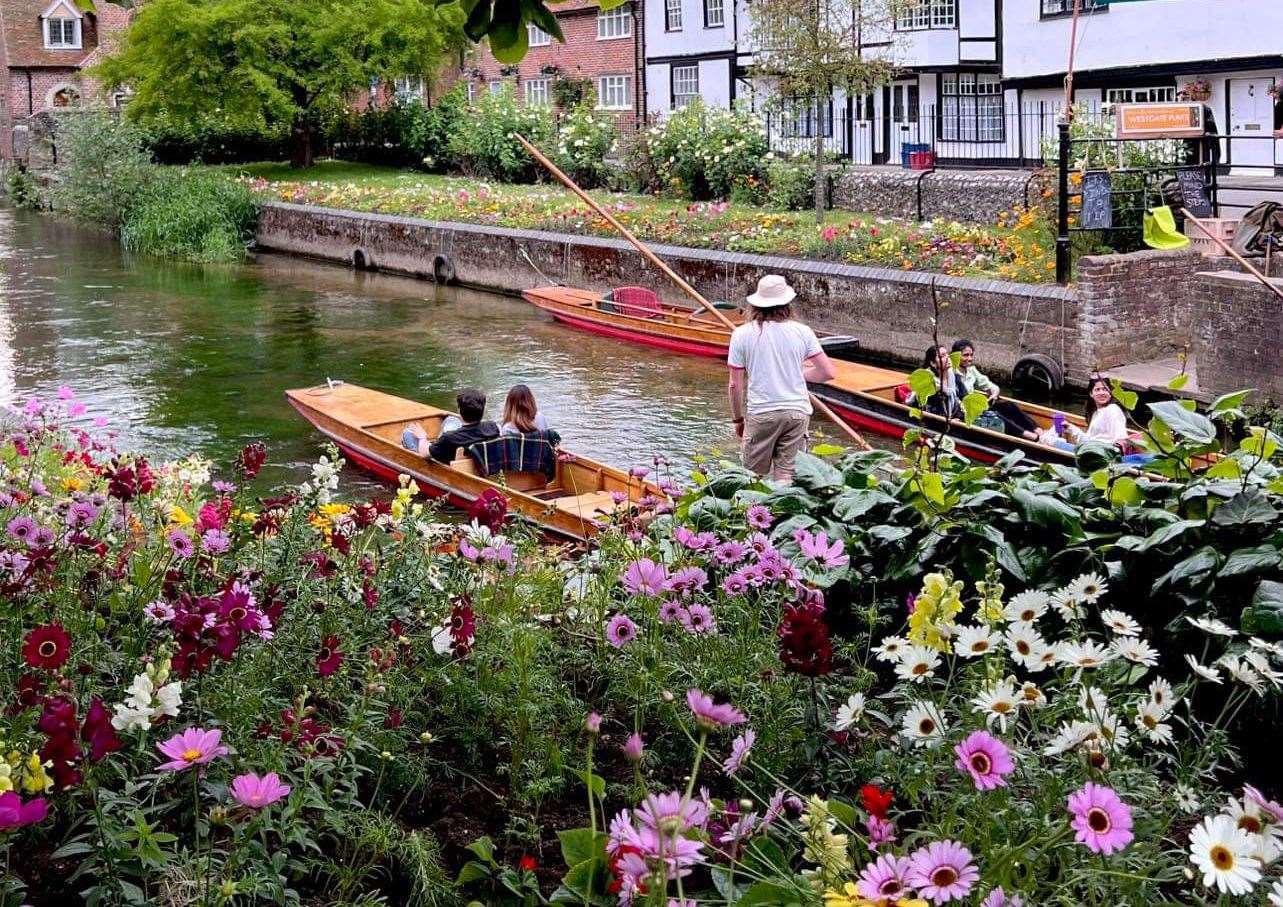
left=1114, top=102, right=1205, bottom=139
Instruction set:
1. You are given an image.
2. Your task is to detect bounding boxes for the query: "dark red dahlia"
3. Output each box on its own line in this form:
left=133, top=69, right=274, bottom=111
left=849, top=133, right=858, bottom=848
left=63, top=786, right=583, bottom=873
left=82, top=697, right=122, bottom=763
left=238, top=442, right=267, bottom=479
left=316, top=635, right=344, bottom=677
left=466, top=488, right=508, bottom=532
left=448, top=600, right=475, bottom=655
left=383, top=708, right=404, bottom=730
left=776, top=605, right=833, bottom=677
left=22, top=623, right=71, bottom=670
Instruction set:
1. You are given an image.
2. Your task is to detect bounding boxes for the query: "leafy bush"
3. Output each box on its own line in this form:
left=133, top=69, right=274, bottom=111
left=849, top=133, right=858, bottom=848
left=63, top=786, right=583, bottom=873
left=5, top=164, right=42, bottom=210
left=646, top=99, right=769, bottom=200
left=551, top=103, right=617, bottom=189
left=446, top=87, right=555, bottom=183
left=764, top=156, right=816, bottom=211
left=329, top=86, right=467, bottom=172
left=139, top=109, right=293, bottom=164
left=120, top=169, right=259, bottom=262
left=49, top=112, right=156, bottom=230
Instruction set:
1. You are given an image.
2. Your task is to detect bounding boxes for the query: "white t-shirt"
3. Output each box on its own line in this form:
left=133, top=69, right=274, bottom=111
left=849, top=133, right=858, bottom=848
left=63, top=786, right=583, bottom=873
left=727, top=320, right=823, bottom=416
left=1081, top=403, right=1128, bottom=444
left=501, top=412, right=549, bottom=435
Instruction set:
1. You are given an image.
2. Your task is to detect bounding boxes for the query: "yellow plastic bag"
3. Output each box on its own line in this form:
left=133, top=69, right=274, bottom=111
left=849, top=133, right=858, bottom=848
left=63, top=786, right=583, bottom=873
left=1143, top=204, right=1191, bottom=250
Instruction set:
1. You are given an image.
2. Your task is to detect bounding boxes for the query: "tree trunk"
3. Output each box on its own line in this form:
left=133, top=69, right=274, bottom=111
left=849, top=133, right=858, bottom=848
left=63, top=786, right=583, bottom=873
left=290, top=118, right=315, bottom=169
left=813, top=104, right=825, bottom=225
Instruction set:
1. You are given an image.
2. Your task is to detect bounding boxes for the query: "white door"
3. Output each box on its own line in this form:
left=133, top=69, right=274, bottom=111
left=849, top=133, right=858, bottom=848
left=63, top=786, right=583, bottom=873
left=888, top=81, right=921, bottom=165
left=1228, top=78, right=1276, bottom=172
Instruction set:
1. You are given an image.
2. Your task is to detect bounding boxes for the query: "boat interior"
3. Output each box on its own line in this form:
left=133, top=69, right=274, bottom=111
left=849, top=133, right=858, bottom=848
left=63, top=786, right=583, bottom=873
left=532, top=286, right=742, bottom=328
left=860, top=383, right=1086, bottom=434
left=362, top=413, right=637, bottom=520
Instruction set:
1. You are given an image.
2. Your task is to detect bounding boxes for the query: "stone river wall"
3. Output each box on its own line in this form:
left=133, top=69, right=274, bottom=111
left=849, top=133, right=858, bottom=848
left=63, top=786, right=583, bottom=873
left=256, top=202, right=1201, bottom=389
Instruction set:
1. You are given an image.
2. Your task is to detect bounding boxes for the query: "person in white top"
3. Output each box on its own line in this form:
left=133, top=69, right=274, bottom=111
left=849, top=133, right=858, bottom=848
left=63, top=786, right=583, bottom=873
left=1045, top=376, right=1129, bottom=451
left=727, top=275, right=836, bottom=481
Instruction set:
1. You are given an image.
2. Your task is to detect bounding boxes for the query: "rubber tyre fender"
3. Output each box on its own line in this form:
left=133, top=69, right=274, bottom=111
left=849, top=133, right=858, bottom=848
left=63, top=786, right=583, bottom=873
left=432, top=253, right=456, bottom=285
left=1011, top=353, right=1064, bottom=394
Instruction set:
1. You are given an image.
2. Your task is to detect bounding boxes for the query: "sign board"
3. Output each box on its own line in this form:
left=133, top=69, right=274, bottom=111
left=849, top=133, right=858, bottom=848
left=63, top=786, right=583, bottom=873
left=1176, top=168, right=1214, bottom=218
left=1115, top=103, right=1205, bottom=139
left=1080, top=171, right=1112, bottom=230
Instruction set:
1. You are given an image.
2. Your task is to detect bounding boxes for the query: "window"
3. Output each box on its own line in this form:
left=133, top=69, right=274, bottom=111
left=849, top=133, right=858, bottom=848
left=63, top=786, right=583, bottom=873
left=50, top=85, right=80, bottom=107
left=597, top=74, right=633, bottom=110
left=524, top=78, right=550, bottom=106
left=704, top=0, right=724, bottom=27
left=528, top=23, right=551, bottom=45
left=1104, top=86, right=1176, bottom=105
left=673, top=65, right=699, bottom=108
left=394, top=75, right=424, bottom=102
left=597, top=5, right=632, bottom=39
left=781, top=98, right=832, bottom=138
left=44, top=16, right=79, bottom=48
left=895, top=0, right=954, bottom=30
left=1041, top=0, right=1107, bottom=16
left=940, top=72, right=1004, bottom=142
left=489, top=80, right=505, bottom=97
left=665, top=0, right=682, bottom=31
left=467, top=82, right=478, bottom=102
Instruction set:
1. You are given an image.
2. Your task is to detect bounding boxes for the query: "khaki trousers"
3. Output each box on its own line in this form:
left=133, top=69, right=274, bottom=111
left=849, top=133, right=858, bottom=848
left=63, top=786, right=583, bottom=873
left=742, top=410, right=810, bottom=480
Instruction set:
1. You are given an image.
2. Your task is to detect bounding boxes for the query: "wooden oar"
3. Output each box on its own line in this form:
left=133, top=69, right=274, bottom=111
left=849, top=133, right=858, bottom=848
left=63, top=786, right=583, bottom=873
left=514, top=133, right=873, bottom=452
left=1181, top=208, right=1283, bottom=304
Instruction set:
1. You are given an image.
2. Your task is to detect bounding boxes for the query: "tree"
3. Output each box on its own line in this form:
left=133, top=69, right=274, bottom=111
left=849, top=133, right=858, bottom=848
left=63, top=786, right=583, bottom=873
left=94, top=0, right=466, bottom=167
left=749, top=0, right=899, bottom=223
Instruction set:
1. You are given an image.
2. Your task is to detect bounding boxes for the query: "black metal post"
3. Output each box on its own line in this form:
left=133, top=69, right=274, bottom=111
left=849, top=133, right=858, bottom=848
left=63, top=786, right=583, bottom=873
left=1056, top=121, right=1071, bottom=285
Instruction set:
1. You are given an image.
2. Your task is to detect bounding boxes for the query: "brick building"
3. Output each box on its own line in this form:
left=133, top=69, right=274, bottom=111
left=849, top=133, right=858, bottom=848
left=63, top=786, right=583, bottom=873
left=0, top=0, right=132, bottom=158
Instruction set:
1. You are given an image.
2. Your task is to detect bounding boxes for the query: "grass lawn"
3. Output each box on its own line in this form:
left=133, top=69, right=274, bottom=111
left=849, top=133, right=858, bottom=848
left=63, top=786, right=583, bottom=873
left=214, top=159, right=1056, bottom=283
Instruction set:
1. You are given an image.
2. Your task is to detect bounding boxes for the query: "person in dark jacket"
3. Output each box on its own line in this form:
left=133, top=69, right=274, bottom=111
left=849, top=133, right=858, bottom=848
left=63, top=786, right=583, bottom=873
left=403, top=388, right=500, bottom=463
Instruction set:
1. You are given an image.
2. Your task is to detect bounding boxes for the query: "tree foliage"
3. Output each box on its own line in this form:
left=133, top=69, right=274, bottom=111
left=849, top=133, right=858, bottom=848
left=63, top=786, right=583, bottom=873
left=93, top=0, right=467, bottom=166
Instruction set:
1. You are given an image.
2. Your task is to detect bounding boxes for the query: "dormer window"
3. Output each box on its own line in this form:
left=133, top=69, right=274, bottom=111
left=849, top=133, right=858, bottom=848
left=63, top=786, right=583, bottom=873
left=42, top=1, right=82, bottom=49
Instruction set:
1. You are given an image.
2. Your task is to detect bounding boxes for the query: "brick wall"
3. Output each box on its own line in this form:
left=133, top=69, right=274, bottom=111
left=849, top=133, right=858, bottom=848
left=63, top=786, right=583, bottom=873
left=1192, top=270, right=1283, bottom=402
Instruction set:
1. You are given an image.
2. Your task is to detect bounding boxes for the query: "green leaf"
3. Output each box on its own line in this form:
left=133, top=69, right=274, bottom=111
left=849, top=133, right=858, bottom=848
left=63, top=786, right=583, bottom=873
left=1147, top=401, right=1216, bottom=444
left=1107, top=476, right=1143, bottom=507
left=487, top=0, right=528, bottom=64
left=1109, top=378, right=1139, bottom=411
left=960, top=391, right=988, bottom=426
left=811, top=442, right=845, bottom=457
left=1210, top=389, right=1252, bottom=415
left=463, top=0, right=493, bottom=40
left=1241, top=427, right=1282, bottom=459
left=907, top=368, right=937, bottom=406
left=1220, top=545, right=1283, bottom=578
left=917, top=471, right=946, bottom=507
left=830, top=488, right=896, bottom=521
left=1211, top=490, right=1278, bottom=527
left=711, top=866, right=742, bottom=902
left=791, top=452, right=845, bottom=493
left=737, top=880, right=803, bottom=906
left=455, top=862, right=493, bottom=885
left=1205, top=458, right=1243, bottom=479
left=466, top=835, right=496, bottom=864
left=826, top=798, right=858, bottom=830
left=524, top=0, right=565, bottom=40
left=1154, top=545, right=1219, bottom=589
left=558, top=828, right=604, bottom=869
left=50, top=842, right=95, bottom=860
left=1011, top=488, right=1082, bottom=536
left=1167, top=372, right=1190, bottom=390
left=572, top=769, right=605, bottom=800
left=1136, top=518, right=1205, bottom=552
left=1242, top=580, right=1283, bottom=636
left=560, top=858, right=606, bottom=899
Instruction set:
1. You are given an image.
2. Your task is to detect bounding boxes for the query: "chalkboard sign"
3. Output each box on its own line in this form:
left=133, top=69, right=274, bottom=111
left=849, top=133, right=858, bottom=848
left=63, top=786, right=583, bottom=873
left=1176, top=167, right=1213, bottom=218
left=1080, top=170, right=1113, bottom=230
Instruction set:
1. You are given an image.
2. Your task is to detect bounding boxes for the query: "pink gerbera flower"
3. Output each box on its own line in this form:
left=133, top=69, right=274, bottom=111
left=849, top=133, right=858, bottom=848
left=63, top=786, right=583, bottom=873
left=686, top=689, right=745, bottom=732
left=622, top=558, right=668, bottom=597
left=906, top=840, right=979, bottom=903
left=167, top=529, right=195, bottom=559
left=637, top=791, right=708, bottom=835
left=606, top=614, right=639, bottom=648
left=658, top=599, right=683, bottom=623
left=1067, top=782, right=1134, bottom=855
left=953, top=730, right=1015, bottom=791
left=746, top=504, right=773, bottom=529
left=156, top=727, right=229, bottom=772
left=857, top=853, right=913, bottom=901
left=723, top=729, right=755, bottom=776
left=679, top=603, right=717, bottom=636
left=230, top=772, right=292, bottom=809
left=980, top=887, right=1025, bottom=907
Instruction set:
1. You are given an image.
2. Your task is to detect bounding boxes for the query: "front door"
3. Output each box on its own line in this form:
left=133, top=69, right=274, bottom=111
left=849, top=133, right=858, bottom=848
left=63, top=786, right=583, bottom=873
left=1228, top=78, right=1276, bottom=172
left=888, top=81, right=921, bottom=165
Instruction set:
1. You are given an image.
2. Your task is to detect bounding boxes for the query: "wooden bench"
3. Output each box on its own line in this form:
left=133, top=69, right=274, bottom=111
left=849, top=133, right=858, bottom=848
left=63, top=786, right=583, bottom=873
left=449, top=456, right=548, bottom=492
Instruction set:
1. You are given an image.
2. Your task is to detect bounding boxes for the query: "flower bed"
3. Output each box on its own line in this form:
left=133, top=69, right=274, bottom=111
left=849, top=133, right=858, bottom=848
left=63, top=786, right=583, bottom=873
left=3, top=390, right=1283, bottom=904
left=230, top=164, right=1057, bottom=283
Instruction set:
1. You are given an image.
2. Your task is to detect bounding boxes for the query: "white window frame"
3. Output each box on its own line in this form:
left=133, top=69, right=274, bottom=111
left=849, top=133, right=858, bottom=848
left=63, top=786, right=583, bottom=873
left=597, top=5, right=632, bottom=39
left=489, top=80, right=505, bottom=97
left=665, top=0, right=683, bottom=32
left=1104, top=86, right=1176, bottom=106
left=940, top=72, right=1004, bottom=142
left=524, top=78, right=551, bottom=107
left=528, top=23, right=551, bottom=46
left=467, top=82, right=478, bottom=102
left=43, top=15, right=80, bottom=49
left=394, top=75, right=424, bottom=102
left=672, top=65, right=699, bottom=108
left=895, top=0, right=955, bottom=30
left=1041, top=0, right=1106, bottom=15
left=597, top=74, right=633, bottom=110
left=704, top=0, right=724, bottom=27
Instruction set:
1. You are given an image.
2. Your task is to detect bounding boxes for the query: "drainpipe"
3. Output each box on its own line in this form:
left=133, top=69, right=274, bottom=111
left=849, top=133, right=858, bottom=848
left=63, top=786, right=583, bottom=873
left=636, top=0, right=645, bottom=125
left=26, top=69, right=33, bottom=115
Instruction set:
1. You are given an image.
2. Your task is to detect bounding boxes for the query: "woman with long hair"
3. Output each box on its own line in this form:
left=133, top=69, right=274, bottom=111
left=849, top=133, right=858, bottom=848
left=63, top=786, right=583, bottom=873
left=500, top=384, right=549, bottom=435
left=1047, top=376, right=1128, bottom=451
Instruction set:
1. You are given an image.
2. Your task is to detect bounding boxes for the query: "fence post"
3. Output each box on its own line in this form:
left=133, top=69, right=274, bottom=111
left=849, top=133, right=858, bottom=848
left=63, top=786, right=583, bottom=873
left=1056, top=121, right=1071, bottom=285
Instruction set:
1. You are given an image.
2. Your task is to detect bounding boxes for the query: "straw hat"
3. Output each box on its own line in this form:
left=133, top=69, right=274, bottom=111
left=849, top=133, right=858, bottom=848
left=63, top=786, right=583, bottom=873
left=746, top=274, right=796, bottom=308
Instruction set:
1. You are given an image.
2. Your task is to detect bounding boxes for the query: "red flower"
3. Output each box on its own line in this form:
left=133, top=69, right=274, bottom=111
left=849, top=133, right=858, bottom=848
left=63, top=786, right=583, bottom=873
left=860, top=784, right=894, bottom=819
left=517, top=855, right=538, bottom=872
left=466, top=488, right=508, bottom=532
left=383, top=708, right=404, bottom=730
left=82, top=697, right=122, bottom=763
left=22, top=623, right=71, bottom=670
left=238, top=442, right=267, bottom=479
left=448, top=600, right=475, bottom=656
left=316, top=635, right=344, bottom=677
left=776, top=606, right=833, bottom=677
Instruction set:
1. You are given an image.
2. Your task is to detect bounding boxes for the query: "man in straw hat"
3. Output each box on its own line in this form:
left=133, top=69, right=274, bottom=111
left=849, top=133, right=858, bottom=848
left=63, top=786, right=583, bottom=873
left=727, top=275, right=836, bottom=482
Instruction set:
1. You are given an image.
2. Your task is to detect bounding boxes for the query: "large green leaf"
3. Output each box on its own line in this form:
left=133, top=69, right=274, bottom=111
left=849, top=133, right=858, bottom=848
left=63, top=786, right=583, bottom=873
left=705, top=466, right=759, bottom=499
left=831, top=487, right=896, bottom=521
left=1211, top=490, right=1278, bottom=527
left=792, top=452, right=845, bottom=494
left=1154, top=546, right=1219, bottom=589
left=1136, top=518, right=1205, bottom=552
left=1011, top=487, right=1082, bottom=536
left=907, top=368, right=937, bottom=405
left=558, top=828, right=605, bottom=868
left=1219, top=545, right=1283, bottom=578
left=1242, top=580, right=1283, bottom=636
left=487, top=0, right=528, bottom=64
left=1147, top=401, right=1216, bottom=444
left=961, top=391, right=989, bottom=426
left=1210, top=389, right=1252, bottom=416
left=737, top=881, right=804, bottom=906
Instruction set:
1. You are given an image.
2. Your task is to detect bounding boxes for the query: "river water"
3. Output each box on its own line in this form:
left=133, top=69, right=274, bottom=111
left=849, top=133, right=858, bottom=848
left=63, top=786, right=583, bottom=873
left=0, top=208, right=787, bottom=489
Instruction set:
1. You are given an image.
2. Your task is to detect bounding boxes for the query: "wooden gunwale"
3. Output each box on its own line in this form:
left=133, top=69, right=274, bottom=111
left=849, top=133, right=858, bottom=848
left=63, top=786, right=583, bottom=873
left=522, top=286, right=736, bottom=354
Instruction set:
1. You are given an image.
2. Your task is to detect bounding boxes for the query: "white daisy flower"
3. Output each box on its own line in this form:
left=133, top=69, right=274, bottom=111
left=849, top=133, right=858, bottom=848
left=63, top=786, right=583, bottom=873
left=954, top=624, right=1001, bottom=658
left=1077, top=685, right=1110, bottom=719
left=1186, top=615, right=1238, bottom=637
left=1030, top=642, right=1059, bottom=673
left=1005, top=623, right=1044, bottom=663
left=1270, top=878, right=1283, bottom=906
left=895, top=645, right=942, bottom=684
left=1043, top=720, right=1097, bottom=756
left=1067, top=571, right=1108, bottom=604
left=1188, top=814, right=1262, bottom=896
left=1148, top=677, right=1175, bottom=713
left=1095, top=710, right=1132, bottom=751
left=1249, top=637, right=1283, bottom=659
left=1243, top=651, right=1283, bottom=688
left=1112, top=637, right=1159, bottom=667
left=900, top=701, right=947, bottom=747
left=833, top=693, right=866, bottom=732
left=874, top=635, right=909, bottom=663
left=971, top=679, right=1019, bottom=732
left=1174, top=783, right=1201, bottom=812
left=1049, top=588, right=1084, bottom=621
left=1059, top=640, right=1115, bottom=669
left=1135, top=700, right=1173, bottom=745
left=1224, top=795, right=1282, bottom=845
left=1100, top=609, right=1141, bottom=636
left=1184, top=654, right=1223, bottom=684
left=1222, top=657, right=1266, bottom=695
left=1003, top=590, right=1049, bottom=624
left=1018, top=681, right=1047, bottom=709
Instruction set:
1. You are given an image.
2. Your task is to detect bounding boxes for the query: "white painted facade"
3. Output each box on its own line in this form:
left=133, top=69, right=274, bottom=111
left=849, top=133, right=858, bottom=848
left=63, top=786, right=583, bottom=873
left=642, top=0, right=739, bottom=116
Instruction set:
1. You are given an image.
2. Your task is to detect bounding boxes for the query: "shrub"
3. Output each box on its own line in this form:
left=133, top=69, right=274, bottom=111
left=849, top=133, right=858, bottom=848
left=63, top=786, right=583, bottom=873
left=764, top=156, right=815, bottom=211
left=647, top=99, right=769, bottom=200
left=120, top=169, right=259, bottom=262
left=139, top=109, right=293, bottom=164
left=552, top=103, right=617, bottom=189
left=5, top=164, right=42, bottom=210
left=446, top=87, right=555, bottom=183
left=49, top=112, right=156, bottom=230
left=329, top=87, right=467, bottom=172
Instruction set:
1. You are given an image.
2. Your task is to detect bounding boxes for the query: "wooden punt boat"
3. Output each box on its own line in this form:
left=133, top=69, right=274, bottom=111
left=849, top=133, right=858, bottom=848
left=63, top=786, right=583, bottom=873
left=810, top=360, right=1086, bottom=465
left=286, top=382, right=664, bottom=543
left=522, top=285, right=863, bottom=361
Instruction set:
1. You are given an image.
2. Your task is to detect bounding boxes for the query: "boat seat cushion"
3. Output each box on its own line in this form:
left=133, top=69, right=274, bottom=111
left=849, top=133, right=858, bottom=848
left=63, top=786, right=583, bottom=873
left=613, top=286, right=662, bottom=319
left=894, top=383, right=913, bottom=404
left=466, top=431, right=562, bottom=480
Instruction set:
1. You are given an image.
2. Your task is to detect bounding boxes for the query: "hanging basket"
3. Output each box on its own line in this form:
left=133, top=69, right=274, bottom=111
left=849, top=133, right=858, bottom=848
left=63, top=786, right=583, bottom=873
left=1186, top=89, right=1211, bottom=102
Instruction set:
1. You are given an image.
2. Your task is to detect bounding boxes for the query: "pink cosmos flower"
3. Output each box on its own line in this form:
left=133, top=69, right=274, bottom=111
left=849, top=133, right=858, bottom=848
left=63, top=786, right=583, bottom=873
left=156, top=727, right=229, bottom=772
left=622, top=732, right=645, bottom=763
left=622, top=559, right=668, bottom=597
left=794, top=528, right=850, bottom=570
left=1244, top=784, right=1283, bottom=823
left=666, top=565, right=708, bottom=595
left=953, top=730, right=1015, bottom=791
left=637, top=791, right=708, bottom=834
left=858, top=853, right=913, bottom=901
left=713, top=540, right=749, bottom=565
left=144, top=601, right=176, bottom=624
left=201, top=529, right=231, bottom=555
left=0, top=791, right=48, bottom=830
left=906, top=840, right=979, bottom=903
left=6, top=516, right=36, bottom=544
left=679, top=603, right=717, bottom=636
left=230, top=772, right=291, bottom=809
left=658, top=599, right=683, bottom=623
left=821, top=225, right=840, bottom=243
left=686, top=689, right=746, bottom=732
left=167, top=529, right=195, bottom=560
left=723, top=729, right=755, bottom=776
left=980, top=888, right=1025, bottom=907
left=584, top=712, right=602, bottom=734
left=866, top=814, right=897, bottom=850
left=1066, top=783, right=1134, bottom=855
left=606, top=614, right=640, bottom=648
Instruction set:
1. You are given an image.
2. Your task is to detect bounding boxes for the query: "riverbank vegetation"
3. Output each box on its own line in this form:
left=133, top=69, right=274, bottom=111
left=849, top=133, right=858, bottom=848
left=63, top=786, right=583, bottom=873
left=4, top=385, right=1283, bottom=905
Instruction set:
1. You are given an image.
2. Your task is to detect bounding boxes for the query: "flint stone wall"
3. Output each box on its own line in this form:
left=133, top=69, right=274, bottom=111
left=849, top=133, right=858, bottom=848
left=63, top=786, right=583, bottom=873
left=832, top=168, right=1040, bottom=225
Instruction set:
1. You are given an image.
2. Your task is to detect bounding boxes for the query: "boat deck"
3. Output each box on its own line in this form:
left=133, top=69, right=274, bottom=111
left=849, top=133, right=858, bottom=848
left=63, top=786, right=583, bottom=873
left=822, top=359, right=909, bottom=394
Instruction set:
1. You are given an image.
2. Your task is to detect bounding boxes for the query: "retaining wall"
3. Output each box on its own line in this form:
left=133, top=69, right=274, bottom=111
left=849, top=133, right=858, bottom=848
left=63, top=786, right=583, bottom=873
left=831, top=168, right=1040, bottom=224
left=1192, top=270, right=1283, bottom=402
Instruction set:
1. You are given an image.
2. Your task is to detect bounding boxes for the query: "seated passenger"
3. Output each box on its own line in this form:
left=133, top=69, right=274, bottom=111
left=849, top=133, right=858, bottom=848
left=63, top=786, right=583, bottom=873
left=909, top=345, right=967, bottom=420
left=403, top=388, right=500, bottom=464
left=500, top=384, right=550, bottom=436
left=1044, top=377, right=1129, bottom=451
left=952, top=339, right=1040, bottom=440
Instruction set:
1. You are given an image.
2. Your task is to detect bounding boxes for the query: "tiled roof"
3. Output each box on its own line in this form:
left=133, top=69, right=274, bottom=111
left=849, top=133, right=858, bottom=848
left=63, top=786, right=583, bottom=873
left=0, top=0, right=131, bottom=69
